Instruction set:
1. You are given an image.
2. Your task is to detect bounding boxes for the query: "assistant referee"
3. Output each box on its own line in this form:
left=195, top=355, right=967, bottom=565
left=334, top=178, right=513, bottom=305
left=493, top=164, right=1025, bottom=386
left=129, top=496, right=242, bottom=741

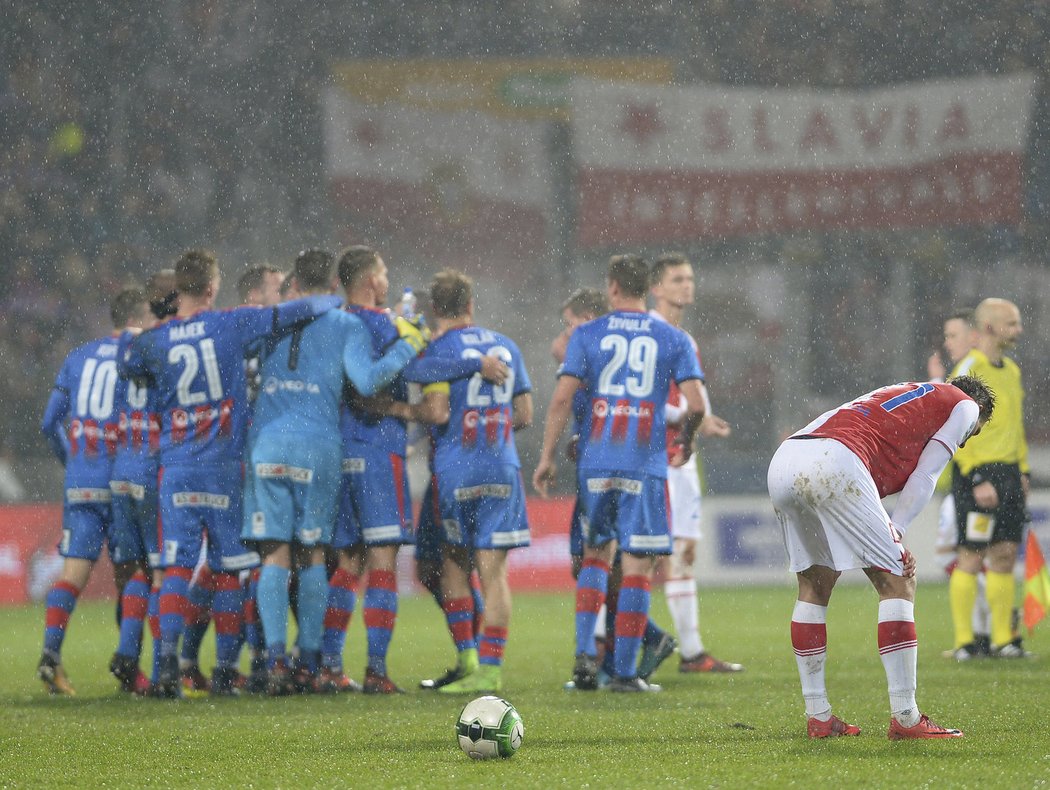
left=948, top=297, right=1030, bottom=659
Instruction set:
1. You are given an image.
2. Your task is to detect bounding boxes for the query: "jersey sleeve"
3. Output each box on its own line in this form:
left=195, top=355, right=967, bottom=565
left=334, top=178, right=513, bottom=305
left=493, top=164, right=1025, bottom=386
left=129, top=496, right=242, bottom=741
left=559, top=329, right=587, bottom=381
left=40, top=359, right=72, bottom=464
left=235, top=295, right=343, bottom=347
left=891, top=399, right=980, bottom=533
left=929, top=399, right=981, bottom=458
left=340, top=312, right=415, bottom=396
left=673, top=331, right=704, bottom=384
left=402, top=354, right=481, bottom=384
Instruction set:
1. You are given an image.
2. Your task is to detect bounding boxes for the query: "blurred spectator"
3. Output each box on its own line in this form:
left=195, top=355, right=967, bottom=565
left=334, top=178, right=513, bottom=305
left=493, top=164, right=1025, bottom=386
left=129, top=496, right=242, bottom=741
left=3, top=0, right=1050, bottom=497
left=0, top=438, right=26, bottom=502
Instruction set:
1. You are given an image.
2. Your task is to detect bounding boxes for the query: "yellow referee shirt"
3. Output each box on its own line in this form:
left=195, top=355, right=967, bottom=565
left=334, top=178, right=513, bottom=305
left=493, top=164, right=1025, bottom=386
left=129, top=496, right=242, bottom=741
left=950, top=349, right=1029, bottom=475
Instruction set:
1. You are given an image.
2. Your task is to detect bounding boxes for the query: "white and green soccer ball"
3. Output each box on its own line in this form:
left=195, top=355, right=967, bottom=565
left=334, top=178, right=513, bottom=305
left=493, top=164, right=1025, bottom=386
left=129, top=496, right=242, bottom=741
left=455, top=696, right=524, bottom=760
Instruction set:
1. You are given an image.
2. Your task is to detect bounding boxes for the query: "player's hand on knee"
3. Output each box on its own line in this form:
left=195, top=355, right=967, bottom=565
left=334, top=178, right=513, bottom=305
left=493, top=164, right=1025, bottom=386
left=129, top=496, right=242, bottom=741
left=394, top=315, right=430, bottom=354
left=901, top=549, right=917, bottom=578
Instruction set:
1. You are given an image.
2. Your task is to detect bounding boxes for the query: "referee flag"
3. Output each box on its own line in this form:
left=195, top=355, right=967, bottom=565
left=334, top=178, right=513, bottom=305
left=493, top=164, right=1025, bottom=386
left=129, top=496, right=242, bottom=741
left=1023, top=531, right=1050, bottom=632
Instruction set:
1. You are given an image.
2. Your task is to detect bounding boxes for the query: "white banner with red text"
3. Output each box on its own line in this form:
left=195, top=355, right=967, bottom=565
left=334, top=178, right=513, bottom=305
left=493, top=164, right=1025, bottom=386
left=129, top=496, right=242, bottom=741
left=322, top=87, right=554, bottom=265
left=570, top=74, right=1037, bottom=246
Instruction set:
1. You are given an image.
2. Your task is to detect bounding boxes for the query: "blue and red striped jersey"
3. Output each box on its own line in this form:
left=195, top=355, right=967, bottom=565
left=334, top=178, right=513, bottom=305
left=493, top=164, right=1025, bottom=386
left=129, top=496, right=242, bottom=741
left=41, top=334, right=127, bottom=488
left=424, top=325, right=531, bottom=472
left=120, top=296, right=339, bottom=467
left=560, top=309, right=703, bottom=477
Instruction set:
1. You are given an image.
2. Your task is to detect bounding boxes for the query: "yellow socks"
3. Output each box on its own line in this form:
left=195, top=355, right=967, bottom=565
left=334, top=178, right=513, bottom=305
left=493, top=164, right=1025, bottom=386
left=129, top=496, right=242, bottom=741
left=949, top=569, right=978, bottom=649
left=985, top=571, right=1016, bottom=648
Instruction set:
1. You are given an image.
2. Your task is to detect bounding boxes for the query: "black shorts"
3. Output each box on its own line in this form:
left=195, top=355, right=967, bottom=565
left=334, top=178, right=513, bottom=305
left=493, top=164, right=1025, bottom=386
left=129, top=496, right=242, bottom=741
left=952, top=463, right=1028, bottom=549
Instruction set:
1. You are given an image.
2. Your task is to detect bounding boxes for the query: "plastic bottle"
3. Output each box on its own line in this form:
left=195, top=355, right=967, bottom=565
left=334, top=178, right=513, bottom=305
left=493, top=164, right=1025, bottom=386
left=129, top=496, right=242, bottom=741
left=400, top=287, right=417, bottom=320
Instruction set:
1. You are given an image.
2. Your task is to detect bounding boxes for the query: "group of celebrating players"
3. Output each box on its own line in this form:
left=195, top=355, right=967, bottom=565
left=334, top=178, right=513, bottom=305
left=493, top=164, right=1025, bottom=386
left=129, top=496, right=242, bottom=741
left=35, top=242, right=1029, bottom=740
left=35, top=246, right=742, bottom=702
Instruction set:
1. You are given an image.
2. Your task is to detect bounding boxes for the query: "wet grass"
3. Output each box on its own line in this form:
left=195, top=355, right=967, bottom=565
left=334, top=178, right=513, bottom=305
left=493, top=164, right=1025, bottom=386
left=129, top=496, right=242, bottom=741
left=0, top=583, right=1047, bottom=788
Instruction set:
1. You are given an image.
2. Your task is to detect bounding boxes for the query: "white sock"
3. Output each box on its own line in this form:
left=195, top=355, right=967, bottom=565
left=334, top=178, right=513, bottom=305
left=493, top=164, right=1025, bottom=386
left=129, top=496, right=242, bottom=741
left=791, top=600, right=830, bottom=719
left=877, top=598, right=919, bottom=727
left=665, top=577, right=703, bottom=657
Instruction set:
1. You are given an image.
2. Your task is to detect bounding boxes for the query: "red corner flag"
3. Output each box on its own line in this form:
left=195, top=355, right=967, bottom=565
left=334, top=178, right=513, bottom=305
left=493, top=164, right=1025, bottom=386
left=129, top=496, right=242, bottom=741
left=1024, top=531, right=1050, bottom=632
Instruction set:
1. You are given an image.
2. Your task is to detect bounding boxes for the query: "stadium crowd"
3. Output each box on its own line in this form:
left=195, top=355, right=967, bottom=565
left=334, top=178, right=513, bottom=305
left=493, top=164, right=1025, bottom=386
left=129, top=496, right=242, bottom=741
left=5, top=1, right=1050, bottom=496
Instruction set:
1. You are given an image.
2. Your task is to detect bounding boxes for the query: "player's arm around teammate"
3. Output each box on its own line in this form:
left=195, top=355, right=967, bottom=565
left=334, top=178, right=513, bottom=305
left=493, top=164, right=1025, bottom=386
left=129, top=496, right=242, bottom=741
left=409, top=269, right=533, bottom=694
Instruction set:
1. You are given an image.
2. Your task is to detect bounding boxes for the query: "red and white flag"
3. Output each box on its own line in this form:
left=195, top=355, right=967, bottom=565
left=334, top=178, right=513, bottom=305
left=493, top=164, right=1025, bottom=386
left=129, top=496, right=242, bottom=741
left=570, top=74, right=1037, bottom=246
left=323, top=88, right=553, bottom=262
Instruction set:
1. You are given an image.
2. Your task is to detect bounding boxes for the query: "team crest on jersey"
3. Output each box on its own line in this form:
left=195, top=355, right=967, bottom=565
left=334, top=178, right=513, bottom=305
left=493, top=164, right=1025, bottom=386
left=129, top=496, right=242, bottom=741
left=255, top=463, right=313, bottom=483
left=586, top=477, right=643, bottom=495
left=172, top=492, right=230, bottom=509
left=342, top=458, right=365, bottom=473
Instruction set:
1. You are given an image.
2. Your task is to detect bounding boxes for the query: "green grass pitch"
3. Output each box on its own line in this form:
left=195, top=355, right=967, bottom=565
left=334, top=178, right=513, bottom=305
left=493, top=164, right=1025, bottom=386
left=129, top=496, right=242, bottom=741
left=1, top=583, right=1047, bottom=787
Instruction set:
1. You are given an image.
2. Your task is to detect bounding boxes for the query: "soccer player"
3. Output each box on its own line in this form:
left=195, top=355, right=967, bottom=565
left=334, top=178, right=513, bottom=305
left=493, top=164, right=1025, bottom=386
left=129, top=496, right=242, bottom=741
left=411, top=269, right=533, bottom=694
left=182, top=265, right=288, bottom=695
left=925, top=309, right=993, bottom=656
left=551, top=288, right=608, bottom=582
left=237, top=264, right=286, bottom=307
left=107, top=283, right=166, bottom=695
left=648, top=253, right=742, bottom=675
left=768, top=377, right=993, bottom=739
left=120, top=249, right=343, bottom=697
left=948, top=298, right=1031, bottom=659
left=325, top=245, right=431, bottom=694
left=242, top=248, right=428, bottom=695
left=534, top=253, right=706, bottom=693
left=37, top=288, right=145, bottom=695
left=322, top=251, right=505, bottom=693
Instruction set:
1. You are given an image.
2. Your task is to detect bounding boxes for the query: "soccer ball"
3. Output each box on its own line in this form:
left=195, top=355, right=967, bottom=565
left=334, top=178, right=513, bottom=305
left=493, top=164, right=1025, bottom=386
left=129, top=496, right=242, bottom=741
left=455, top=696, right=524, bottom=760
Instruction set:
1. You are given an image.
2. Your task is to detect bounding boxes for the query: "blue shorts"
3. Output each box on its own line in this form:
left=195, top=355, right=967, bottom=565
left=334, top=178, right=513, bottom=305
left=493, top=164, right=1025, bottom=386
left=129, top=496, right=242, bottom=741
left=333, top=442, right=413, bottom=549
left=435, top=462, right=530, bottom=551
left=242, top=432, right=341, bottom=547
left=159, top=462, right=259, bottom=572
left=414, top=478, right=444, bottom=564
left=60, top=487, right=114, bottom=561
left=109, top=479, right=160, bottom=567
left=577, top=469, right=671, bottom=555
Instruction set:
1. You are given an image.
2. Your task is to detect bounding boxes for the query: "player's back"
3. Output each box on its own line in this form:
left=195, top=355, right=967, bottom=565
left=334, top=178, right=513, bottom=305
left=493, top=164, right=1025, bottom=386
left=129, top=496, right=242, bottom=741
left=129, top=308, right=259, bottom=467
left=796, top=381, right=971, bottom=496
left=563, top=310, right=700, bottom=477
left=52, top=335, right=126, bottom=487
left=111, top=366, right=161, bottom=484
left=429, top=325, right=531, bottom=471
left=251, top=309, right=353, bottom=440
left=340, top=305, right=409, bottom=454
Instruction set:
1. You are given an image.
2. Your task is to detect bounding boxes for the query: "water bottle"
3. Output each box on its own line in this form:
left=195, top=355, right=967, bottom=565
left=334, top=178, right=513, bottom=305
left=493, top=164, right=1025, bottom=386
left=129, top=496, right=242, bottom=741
left=400, top=287, right=417, bottom=320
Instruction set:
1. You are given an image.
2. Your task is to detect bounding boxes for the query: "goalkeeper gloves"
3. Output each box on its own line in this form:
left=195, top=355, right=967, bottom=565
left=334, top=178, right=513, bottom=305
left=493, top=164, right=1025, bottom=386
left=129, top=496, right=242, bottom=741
left=394, top=315, right=430, bottom=354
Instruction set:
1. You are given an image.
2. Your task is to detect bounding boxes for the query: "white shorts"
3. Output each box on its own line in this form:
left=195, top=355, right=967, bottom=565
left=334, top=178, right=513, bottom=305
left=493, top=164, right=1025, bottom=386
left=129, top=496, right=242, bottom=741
left=767, top=438, right=905, bottom=575
left=666, top=456, right=702, bottom=541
